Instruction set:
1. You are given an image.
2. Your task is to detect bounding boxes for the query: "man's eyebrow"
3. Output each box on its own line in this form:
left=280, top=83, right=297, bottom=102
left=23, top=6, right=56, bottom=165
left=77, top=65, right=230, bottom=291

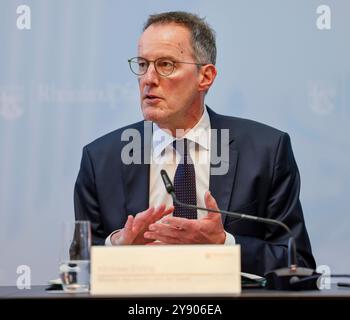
left=159, top=55, right=182, bottom=61
left=137, top=55, right=182, bottom=61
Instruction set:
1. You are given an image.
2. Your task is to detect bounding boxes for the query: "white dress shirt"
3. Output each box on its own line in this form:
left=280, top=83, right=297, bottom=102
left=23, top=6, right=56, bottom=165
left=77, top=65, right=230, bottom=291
left=106, top=107, right=235, bottom=245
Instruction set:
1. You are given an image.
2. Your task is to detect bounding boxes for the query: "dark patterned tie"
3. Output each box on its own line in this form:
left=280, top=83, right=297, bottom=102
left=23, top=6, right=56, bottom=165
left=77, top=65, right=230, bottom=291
left=172, top=139, right=197, bottom=219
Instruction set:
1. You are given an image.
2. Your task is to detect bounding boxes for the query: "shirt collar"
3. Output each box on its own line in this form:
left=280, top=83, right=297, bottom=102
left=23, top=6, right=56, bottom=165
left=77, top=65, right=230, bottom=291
left=152, top=107, right=211, bottom=159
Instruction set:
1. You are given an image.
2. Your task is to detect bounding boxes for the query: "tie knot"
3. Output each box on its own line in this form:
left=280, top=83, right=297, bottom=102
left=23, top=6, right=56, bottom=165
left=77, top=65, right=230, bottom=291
left=172, top=138, right=189, bottom=157
left=172, top=138, right=193, bottom=164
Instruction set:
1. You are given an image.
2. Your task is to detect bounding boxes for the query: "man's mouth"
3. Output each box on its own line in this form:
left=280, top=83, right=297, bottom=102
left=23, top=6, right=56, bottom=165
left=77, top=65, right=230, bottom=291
left=144, top=94, right=161, bottom=100
left=143, top=94, right=163, bottom=105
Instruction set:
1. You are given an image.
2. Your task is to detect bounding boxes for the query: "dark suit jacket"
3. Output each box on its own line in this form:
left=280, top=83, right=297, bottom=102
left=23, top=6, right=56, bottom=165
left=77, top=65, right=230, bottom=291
left=74, top=107, right=316, bottom=276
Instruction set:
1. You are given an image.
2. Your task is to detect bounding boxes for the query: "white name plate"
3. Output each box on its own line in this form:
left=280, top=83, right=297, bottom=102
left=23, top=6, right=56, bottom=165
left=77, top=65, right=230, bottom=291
left=90, top=245, right=241, bottom=296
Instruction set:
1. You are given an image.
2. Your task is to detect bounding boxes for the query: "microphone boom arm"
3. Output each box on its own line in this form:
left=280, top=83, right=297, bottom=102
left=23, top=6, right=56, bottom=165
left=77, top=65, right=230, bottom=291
left=161, top=169, right=297, bottom=268
left=170, top=192, right=297, bottom=268
left=160, top=169, right=319, bottom=290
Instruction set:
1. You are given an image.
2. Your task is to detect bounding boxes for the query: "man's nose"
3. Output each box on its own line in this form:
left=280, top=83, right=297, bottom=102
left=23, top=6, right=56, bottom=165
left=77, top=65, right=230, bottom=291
left=141, top=62, right=160, bottom=86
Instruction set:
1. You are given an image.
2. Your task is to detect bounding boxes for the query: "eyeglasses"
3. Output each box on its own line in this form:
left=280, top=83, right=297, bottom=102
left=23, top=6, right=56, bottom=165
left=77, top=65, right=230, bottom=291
left=128, top=57, right=207, bottom=77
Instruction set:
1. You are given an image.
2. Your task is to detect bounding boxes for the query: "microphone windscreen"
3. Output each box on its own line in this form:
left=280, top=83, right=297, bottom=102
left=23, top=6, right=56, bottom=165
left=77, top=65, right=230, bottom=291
left=160, top=170, right=175, bottom=193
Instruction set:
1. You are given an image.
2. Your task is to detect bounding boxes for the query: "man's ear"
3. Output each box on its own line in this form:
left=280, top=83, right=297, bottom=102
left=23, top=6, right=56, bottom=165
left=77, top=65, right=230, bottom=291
left=198, top=64, right=217, bottom=92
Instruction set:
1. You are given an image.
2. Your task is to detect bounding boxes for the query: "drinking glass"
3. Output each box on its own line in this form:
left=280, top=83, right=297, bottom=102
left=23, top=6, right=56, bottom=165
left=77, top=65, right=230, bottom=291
left=59, top=221, right=91, bottom=293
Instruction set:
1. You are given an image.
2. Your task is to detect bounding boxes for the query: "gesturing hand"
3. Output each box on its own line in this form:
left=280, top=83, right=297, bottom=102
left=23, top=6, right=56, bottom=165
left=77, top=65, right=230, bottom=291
left=112, top=205, right=174, bottom=245
left=144, top=191, right=226, bottom=244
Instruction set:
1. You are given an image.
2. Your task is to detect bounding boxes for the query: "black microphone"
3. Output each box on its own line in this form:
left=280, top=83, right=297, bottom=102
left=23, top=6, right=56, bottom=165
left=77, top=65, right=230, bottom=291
left=160, top=169, right=320, bottom=290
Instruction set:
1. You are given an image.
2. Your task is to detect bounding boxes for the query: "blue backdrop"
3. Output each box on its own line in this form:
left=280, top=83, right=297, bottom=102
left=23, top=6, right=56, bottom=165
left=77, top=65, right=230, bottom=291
left=0, top=0, right=349, bottom=285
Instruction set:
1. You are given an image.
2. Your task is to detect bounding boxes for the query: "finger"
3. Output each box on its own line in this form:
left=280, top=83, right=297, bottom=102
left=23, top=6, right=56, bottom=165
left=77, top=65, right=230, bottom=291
left=161, top=216, right=190, bottom=230
left=133, top=207, right=155, bottom=231
left=141, top=206, right=160, bottom=227
left=136, top=206, right=155, bottom=220
left=163, top=206, right=175, bottom=216
left=144, top=232, right=182, bottom=244
left=151, top=204, right=166, bottom=221
left=204, top=191, right=221, bottom=218
left=119, top=215, right=134, bottom=245
left=152, top=205, right=174, bottom=223
left=148, top=222, right=184, bottom=238
left=124, top=215, right=134, bottom=232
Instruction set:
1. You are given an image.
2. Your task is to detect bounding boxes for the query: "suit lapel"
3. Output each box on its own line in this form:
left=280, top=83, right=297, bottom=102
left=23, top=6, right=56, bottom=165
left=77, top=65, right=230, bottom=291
left=208, top=107, right=238, bottom=224
left=121, top=121, right=152, bottom=215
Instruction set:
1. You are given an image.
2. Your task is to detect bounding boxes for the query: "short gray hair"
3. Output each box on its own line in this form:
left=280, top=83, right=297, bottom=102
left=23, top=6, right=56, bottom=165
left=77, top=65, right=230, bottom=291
left=143, top=11, right=216, bottom=65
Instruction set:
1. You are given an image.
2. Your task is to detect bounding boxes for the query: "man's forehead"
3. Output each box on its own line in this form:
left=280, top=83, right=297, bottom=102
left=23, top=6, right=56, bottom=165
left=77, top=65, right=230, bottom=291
left=138, top=39, right=187, bottom=56
left=138, top=23, right=192, bottom=56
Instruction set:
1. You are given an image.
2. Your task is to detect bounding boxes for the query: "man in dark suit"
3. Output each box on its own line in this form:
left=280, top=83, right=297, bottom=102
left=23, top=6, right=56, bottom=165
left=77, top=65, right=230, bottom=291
left=74, top=11, right=315, bottom=276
